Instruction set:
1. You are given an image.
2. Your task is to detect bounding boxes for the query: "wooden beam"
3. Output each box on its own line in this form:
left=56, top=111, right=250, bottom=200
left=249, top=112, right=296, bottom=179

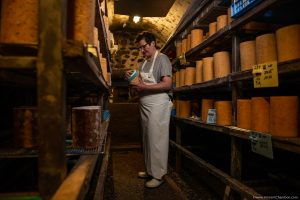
left=51, top=155, right=98, bottom=200
left=37, top=0, right=67, bottom=199
left=0, top=56, right=36, bottom=69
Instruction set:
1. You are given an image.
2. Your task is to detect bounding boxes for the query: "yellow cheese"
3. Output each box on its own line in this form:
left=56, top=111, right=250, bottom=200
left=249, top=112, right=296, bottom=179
left=213, top=51, right=231, bottom=78
left=256, top=33, right=277, bottom=64
left=237, top=99, right=251, bottom=129
left=0, top=0, right=38, bottom=43
left=215, top=101, right=232, bottom=126
left=179, top=68, right=185, bottom=87
left=251, top=97, right=270, bottom=133
left=217, top=15, right=228, bottom=31
left=275, top=24, right=300, bottom=62
left=203, top=57, right=214, bottom=81
left=179, top=100, right=191, bottom=118
left=73, top=0, right=96, bottom=44
left=191, top=29, right=204, bottom=48
left=201, top=99, right=214, bottom=122
left=175, top=71, right=180, bottom=88
left=185, top=67, right=196, bottom=86
left=240, top=40, right=257, bottom=71
left=195, top=60, right=203, bottom=83
left=181, top=38, right=187, bottom=54
left=176, top=41, right=182, bottom=58
left=209, top=22, right=217, bottom=37
left=270, top=96, right=298, bottom=137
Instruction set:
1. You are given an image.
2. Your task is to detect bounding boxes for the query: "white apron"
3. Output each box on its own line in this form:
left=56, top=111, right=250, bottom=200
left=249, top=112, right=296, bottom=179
left=139, top=51, right=173, bottom=179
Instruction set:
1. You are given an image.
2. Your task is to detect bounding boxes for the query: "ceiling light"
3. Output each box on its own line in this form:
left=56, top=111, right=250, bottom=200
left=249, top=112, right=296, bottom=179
left=133, top=16, right=141, bottom=23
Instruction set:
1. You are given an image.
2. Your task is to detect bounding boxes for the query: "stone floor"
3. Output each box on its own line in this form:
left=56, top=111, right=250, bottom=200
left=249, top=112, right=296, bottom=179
left=104, top=149, right=219, bottom=200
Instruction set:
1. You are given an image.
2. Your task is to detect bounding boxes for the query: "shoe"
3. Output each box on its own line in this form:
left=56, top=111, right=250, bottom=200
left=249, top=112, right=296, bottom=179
left=145, top=178, right=164, bottom=188
left=138, top=171, right=149, bottom=178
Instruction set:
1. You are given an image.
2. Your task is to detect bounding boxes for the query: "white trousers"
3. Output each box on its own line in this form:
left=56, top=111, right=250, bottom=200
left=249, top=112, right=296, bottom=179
left=139, top=93, right=173, bottom=179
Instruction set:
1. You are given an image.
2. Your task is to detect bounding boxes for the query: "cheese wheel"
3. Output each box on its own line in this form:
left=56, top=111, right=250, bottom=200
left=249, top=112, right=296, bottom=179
left=213, top=51, right=231, bottom=78
left=181, top=38, right=187, bottom=54
left=176, top=41, right=182, bottom=58
left=191, top=29, right=204, bottom=48
left=187, top=34, right=191, bottom=51
left=215, top=101, right=232, bottom=126
left=209, top=22, right=217, bottom=37
left=240, top=41, right=257, bottom=71
left=270, top=96, right=298, bottom=137
left=201, top=99, right=214, bottom=122
left=203, top=57, right=214, bottom=81
left=73, top=0, right=96, bottom=44
left=185, top=67, right=196, bottom=86
left=256, top=33, right=277, bottom=64
left=179, top=100, right=191, bottom=118
left=179, top=68, right=185, bottom=87
left=217, top=15, right=228, bottom=31
left=275, top=24, right=300, bottom=62
left=195, top=60, right=203, bottom=83
left=237, top=99, right=251, bottom=129
left=251, top=97, right=270, bottom=133
left=0, top=0, right=38, bottom=43
left=175, top=71, right=180, bottom=88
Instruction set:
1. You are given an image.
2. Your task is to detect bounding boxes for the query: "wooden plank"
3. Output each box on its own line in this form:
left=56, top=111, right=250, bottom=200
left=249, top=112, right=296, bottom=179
left=37, top=0, right=67, bottom=199
left=93, top=133, right=111, bottom=200
left=175, top=124, right=182, bottom=173
left=230, top=137, right=242, bottom=180
left=0, top=56, right=36, bottom=69
left=51, top=155, right=98, bottom=200
left=169, top=140, right=261, bottom=199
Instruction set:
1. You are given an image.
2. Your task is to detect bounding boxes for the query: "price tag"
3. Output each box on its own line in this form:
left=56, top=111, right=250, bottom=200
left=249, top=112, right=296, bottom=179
left=252, top=61, right=278, bottom=88
left=249, top=132, right=273, bottom=159
left=206, top=109, right=216, bottom=124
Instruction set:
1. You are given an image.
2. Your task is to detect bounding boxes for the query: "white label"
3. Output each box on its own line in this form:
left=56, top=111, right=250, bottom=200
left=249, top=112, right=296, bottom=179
left=249, top=132, right=273, bottom=159
left=206, top=109, right=216, bottom=124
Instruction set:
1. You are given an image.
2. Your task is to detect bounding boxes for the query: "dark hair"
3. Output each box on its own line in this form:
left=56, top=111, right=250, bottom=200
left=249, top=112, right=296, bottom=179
left=135, top=31, right=156, bottom=45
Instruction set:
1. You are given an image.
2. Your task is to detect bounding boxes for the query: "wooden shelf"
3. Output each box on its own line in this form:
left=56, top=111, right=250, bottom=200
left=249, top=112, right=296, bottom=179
left=173, top=116, right=300, bottom=154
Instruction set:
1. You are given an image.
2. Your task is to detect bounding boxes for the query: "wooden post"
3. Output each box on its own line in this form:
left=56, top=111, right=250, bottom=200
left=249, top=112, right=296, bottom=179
left=230, top=34, right=242, bottom=181
left=37, top=0, right=67, bottom=199
left=175, top=123, right=182, bottom=173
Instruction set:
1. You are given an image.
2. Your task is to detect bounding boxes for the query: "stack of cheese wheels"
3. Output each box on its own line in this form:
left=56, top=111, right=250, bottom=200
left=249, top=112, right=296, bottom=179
left=195, top=60, right=203, bottom=83
left=256, top=33, right=277, bottom=63
left=251, top=97, right=270, bottom=133
left=179, top=68, right=185, bottom=87
left=209, top=22, right=217, bottom=37
left=201, top=99, right=214, bottom=122
left=175, top=71, right=180, bottom=88
left=215, top=101, right=232, bottom=125
left=237, top=99, right=251, bottom=129
left=270, top=96, right=298, bottom=137
left=203, top=57, right=214, bottom=81
left=191, top=29, right=204, bottom=48
left=240, top=40, right=256, bottom=71
left=217, top=15, right=228, bottom=31
left=185, top=67, right=196, bottom=86
left=0, top=0, right=38, bottom=43
left=275, top=24, right=300, bottom=62
left=176, top=41, right=182, bottom=58
left=73, top=0, right=96, bottom=44
left=213, top=51, right=231, bottom=78
left=181, top=38, right=187, bottom=54
left=179, top=100, right=191, bottom=118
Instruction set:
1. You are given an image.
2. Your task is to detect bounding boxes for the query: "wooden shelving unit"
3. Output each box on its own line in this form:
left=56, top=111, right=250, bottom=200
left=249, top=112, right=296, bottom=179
left=0, top=0, right=111, bottom=199
left=163, top=0, right=300, bottom=198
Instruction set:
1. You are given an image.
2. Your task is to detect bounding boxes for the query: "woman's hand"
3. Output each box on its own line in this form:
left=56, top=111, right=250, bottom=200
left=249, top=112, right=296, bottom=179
left=124, top=70, right=134, bottom=80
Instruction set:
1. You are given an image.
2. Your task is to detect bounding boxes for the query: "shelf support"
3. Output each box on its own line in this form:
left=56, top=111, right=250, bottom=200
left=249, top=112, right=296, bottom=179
left=175, top=123, right=182, bottom=173
left=37, top=0, right=67, bottom=199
